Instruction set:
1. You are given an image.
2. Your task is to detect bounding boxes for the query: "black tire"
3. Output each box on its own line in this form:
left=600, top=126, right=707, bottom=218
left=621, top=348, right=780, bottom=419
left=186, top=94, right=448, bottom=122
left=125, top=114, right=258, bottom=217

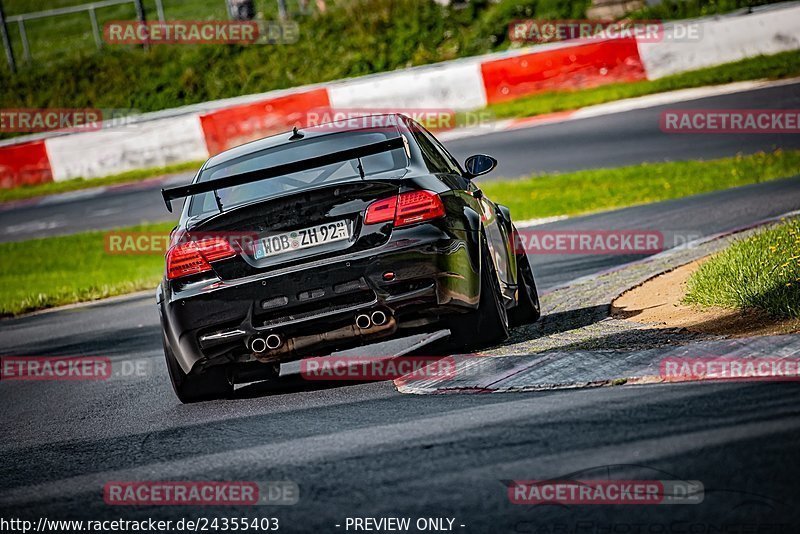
left=509, top=250, right=541, bottom=327
left=163, top=334, right=233, bottom=403
left=449, top=235, right=510, bottom=349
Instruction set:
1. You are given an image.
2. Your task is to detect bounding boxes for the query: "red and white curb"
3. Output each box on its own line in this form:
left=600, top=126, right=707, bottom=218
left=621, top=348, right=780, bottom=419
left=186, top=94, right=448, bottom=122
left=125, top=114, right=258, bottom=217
left=393, top=211, right=800, bottom=394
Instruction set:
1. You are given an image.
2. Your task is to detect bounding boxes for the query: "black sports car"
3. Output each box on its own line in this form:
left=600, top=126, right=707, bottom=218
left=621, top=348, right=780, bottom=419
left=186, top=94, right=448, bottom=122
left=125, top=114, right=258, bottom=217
left=158, top=114, right=540, bottom=403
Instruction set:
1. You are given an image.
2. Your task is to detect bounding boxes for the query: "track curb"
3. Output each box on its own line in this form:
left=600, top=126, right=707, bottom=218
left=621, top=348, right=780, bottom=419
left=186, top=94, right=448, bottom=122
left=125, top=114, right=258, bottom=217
left=394, top=210, right=800, bottom=394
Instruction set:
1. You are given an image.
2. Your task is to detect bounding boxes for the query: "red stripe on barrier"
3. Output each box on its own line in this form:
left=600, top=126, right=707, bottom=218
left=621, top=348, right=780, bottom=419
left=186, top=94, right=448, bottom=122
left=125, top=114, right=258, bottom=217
left=199, top=88, right=331, bottom=155
left=0, top=140, right=53, bottom=189
left=480, top=38, right=646, bottom=105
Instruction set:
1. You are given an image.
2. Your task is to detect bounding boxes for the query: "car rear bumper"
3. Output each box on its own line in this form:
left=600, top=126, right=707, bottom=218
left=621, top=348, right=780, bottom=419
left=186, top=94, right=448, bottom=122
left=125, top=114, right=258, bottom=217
left=159, top=225, right=480, bottom=374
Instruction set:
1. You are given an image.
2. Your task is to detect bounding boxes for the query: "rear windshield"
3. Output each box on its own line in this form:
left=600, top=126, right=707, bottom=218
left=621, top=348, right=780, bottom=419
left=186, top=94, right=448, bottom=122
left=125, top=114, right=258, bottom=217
left=188, top=130, right=407, bottom=217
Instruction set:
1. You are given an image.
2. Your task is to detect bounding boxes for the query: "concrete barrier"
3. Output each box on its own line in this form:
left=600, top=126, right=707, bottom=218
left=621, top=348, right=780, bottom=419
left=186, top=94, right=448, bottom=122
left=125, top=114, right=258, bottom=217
left=0, top=140, right=52, bottom=188
left=44, top=114, right=208, bottom=182
left=638, top=5, right=800, bottom=79
left=327, top=60, right=487, bottom=110
left=480, top=37, right=645, bottom=104
left=199, top=88, right=330, bottom=155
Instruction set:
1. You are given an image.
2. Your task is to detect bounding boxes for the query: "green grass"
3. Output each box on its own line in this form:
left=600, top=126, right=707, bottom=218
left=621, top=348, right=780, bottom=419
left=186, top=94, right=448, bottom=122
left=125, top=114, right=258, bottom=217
left=0, top=222, right=173, bottom=316
left=0, top=160, right=203, bottom=203
left=4, top=0, right=230, bottom=65
left=684, top=218, right=800, bottom=318
left=486, top=49, right=800, bottom=121
left=2, top=49, right=798, bottom=205
left=480, top=150, right=800, bottom=220
left=630, top=0, right=778, bottom=21
left=1, top=0, right=789, bottom=119
left=2, top=150, right=799, bottom=317
left=3, top=0, right=774, bottom=69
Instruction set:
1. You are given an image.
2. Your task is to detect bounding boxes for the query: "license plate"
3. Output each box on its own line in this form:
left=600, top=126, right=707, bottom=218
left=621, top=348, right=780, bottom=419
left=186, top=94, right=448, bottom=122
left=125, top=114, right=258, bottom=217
left=255, top=220, right=351, bottom=259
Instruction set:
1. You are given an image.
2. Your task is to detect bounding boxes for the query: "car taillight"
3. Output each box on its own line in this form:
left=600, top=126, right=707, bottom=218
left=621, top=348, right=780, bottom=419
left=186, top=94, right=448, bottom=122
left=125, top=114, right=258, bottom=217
left=395, top=190, right=446, bottom=227
left=364, top=196, right=398, bottom=224
left=365, top=190, right=445, bottom=228
left=166, top=237, right=237, bottom=280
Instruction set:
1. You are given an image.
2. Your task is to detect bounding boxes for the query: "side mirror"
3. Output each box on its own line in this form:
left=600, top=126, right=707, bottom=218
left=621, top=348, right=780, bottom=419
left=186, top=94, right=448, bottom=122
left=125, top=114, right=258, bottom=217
left=464, top=154, right=497, bottom=178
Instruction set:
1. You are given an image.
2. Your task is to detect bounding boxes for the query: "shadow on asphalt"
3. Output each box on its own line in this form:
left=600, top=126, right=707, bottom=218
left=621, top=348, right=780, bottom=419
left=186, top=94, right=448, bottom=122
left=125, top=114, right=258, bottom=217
left=234, top=373, right=370, bottom=398
left=233, top=353, right=456, bottom=399
left=504, top=305, right=609, bottom=345
left=236, top=304, right=615, bottom=399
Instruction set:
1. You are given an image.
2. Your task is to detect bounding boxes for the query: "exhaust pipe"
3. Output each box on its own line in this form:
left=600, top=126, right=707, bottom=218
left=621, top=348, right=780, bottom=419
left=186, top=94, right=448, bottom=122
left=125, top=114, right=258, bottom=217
left=371, top=310, right=387, bottom=326
left=250, top=337, right=267, bottom=354
left=253, top=315, right=399, bottom=363
left=265, top=333, right=282, bottom=350
left=355, top=314, right=372, bottom=329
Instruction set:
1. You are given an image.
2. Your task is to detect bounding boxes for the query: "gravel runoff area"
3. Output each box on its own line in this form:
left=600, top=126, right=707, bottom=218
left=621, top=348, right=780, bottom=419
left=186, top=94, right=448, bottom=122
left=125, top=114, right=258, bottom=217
left=396, top=212, right=800, bottom=394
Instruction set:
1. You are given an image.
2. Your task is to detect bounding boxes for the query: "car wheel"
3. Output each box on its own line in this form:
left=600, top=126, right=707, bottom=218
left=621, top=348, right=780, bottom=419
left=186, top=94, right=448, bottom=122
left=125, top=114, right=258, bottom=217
left=509, top=250, right=541, bottom=327
left=450, top=235, right=510, bottom=349
left=163, top=334, right=233, bottom=403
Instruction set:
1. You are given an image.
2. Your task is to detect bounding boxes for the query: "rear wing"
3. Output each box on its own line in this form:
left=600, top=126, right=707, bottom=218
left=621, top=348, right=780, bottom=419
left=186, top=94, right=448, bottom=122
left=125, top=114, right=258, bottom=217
left=161, top=136, right=407, bottom=212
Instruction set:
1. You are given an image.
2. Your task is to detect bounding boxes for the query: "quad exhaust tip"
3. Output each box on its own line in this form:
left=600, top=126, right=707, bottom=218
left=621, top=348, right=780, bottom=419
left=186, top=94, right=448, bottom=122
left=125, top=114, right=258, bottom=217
left=356, top=310, right=389, bottom=329
left=265, top=334, right=282, bottom=350
left=251, top=337, right=267, bottom=354
left=252, top=313, right=388, bottom=354
left=371, top=310, right=387, bottom=326
left=355, top=314, right=372, bottom=329
left=250, top=334, right=282, bottom=353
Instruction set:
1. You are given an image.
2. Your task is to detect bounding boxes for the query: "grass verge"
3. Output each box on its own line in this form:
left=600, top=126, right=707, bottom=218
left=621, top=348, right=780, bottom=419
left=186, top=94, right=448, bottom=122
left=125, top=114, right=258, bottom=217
left=485, top=49, right=800, bottom=121
left=480, top=150, right=800, bottom=220
left=2, top=150, right=799, bottom=317
left=684, top=218, right=800, bottom=318
left=1, top=0, right=791, bottom=121
left=0, top=160, right=203, bottom=204
left=0, top=222, right=173, bottom=316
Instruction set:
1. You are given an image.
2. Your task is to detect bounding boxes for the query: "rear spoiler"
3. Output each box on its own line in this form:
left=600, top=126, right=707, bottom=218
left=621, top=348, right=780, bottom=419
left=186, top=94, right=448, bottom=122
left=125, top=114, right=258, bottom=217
left=161, top=136, right=406, bottom=212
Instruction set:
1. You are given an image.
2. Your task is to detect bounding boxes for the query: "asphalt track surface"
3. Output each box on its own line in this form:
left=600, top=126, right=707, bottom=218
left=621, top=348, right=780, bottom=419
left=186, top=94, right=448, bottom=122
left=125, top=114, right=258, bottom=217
left=1, top=81, right=799, bottom=243
left=2, top=177, right=800, bottom=529
left=2, top=83, right=800, bottom=531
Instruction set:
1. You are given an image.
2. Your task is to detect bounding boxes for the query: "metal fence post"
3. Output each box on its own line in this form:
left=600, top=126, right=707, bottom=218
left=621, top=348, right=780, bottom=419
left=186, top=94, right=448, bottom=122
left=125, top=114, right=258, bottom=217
left=17, top=18, right=30, bottom=63
left=89, top=7, right=102, bottom=49
left=154, top=0, right=165, bottom=22
left=0, top=0, right=16, bottom=73
left=133, top=0, right=148, bottom=48
left=277, top=0, right=287, bottom=19
left=133, top=0, right=146, bottom=23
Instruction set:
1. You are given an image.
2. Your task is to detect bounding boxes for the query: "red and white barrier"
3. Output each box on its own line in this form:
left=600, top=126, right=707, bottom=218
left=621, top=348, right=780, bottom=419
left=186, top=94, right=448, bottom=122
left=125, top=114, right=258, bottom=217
left=44, top=114, right=207, bottom=182
left=1, top=4, right=798, bottom=187
left=638, top=7, right=800, bottom=79
left=199, top=88, right=330, bottom=155
left=0, top=140, right=52, bottom=188
left=480, top=37, right=645, bottom=104
left=328, top=59, right=487, bottom=111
